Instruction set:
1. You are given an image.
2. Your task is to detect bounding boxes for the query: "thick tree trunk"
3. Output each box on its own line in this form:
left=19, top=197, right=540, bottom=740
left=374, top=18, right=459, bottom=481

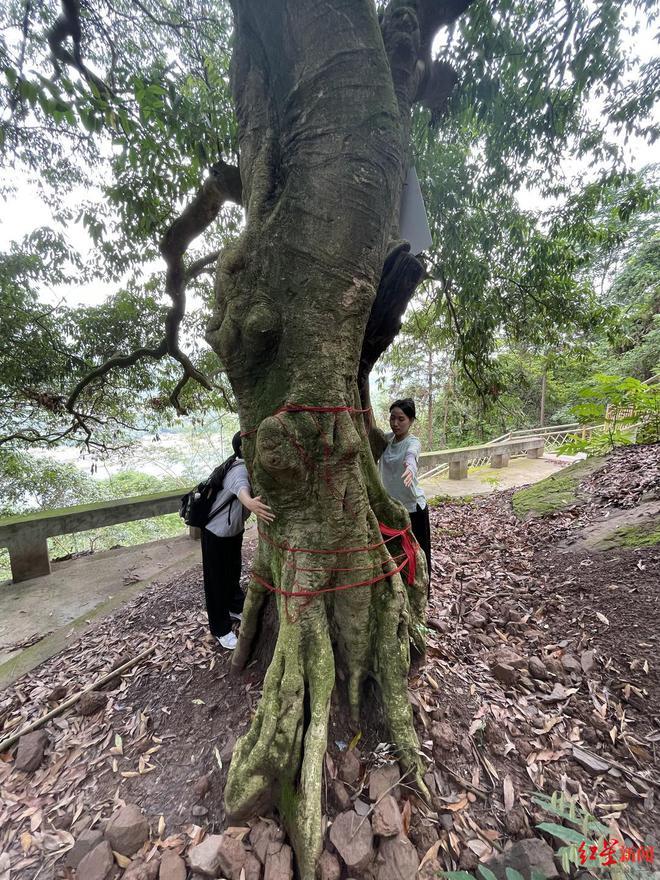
left=427, top=348, right=434, bottom=448
left=540, top=363, right=547, bottom=427
left=206, top=1, right=473, bottom=875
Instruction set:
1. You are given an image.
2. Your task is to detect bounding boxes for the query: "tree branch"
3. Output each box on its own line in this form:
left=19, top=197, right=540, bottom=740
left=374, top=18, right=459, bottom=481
left=64, top=162, right=242, bottom=424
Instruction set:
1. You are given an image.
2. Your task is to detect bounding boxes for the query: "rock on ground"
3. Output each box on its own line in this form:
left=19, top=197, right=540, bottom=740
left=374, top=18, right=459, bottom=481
left=216, top=833, right=248, bottom=880
left=65, top=828, right=104, bottom=869
left=372, top=795, right=402, bottom=838
left=264, top=841, right=293, bottom=880
left=368, top=764, right=401, bottom=802
left=188, top=835, right=225, bottom=877
left=376, top=833, right=419, bottom=880
left=75, top=839, right=114, bottom=880
left=485, top=838, right=559, bottom=880
left=338, top=748, right=362, bottom=785
left=318, top=850, right=341, bottom=880
left=14, top=730, right=49, bottom=773
left=244, top=851, right=262, bottom=880
left=329, top=811, right=374, bottom=872
left=123, top=856, right=160, bottom=879
left=250, top=819, right=286, bottom=865
left=77, top=691, right=108, bottom=716
left=158, top=850, right=186, bottom=880
left=105, top=803, right=149, bottom=856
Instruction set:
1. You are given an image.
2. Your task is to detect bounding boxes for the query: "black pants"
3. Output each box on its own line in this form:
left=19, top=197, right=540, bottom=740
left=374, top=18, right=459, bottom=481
left=409, top=504, right=431, bottom=591
left=201, top=529, right=245, bottom=637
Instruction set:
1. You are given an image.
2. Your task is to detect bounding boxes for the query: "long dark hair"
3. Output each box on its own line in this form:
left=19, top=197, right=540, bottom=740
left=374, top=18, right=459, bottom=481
left=390, top=398, right=416, bottom=420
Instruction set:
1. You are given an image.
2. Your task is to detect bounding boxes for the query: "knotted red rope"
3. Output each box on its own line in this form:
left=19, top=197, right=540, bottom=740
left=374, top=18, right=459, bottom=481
left=240, top=401, right=420, bottom=606
left=378, top=523, right=417, bottom=585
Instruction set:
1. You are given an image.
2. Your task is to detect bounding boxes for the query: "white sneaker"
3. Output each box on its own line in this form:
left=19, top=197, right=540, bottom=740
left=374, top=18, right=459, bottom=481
left=217, top=632, right=238, bottom=650
left=229, top=611, right=243, bottom=622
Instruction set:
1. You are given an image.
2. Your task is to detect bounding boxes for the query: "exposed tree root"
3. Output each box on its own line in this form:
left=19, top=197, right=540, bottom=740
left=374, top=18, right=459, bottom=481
left=225, top=420, right=430, bottom=877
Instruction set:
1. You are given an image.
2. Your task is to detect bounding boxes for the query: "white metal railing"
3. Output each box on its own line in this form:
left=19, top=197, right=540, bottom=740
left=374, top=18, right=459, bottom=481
left=421, top=422, right=605, bottom=481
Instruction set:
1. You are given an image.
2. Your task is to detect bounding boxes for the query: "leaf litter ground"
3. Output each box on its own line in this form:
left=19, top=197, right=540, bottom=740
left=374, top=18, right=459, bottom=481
left=0, top=445, right=658, bottom=878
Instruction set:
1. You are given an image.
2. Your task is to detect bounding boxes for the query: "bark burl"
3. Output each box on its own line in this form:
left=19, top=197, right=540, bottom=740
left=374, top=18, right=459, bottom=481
left=206, top=2, right=473, bottom=875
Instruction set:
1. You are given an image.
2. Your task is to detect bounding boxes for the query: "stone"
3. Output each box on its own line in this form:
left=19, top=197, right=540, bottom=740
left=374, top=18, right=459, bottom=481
left=330, top=779, right=352, bottom=812
left=78, top=691, right=108, bottom=716
left=465, top=611, right=486, bottom=628
left=192, top=805, right=208, bottom=817
left=418, top=858, right=443, bottom=880
left=368, top=764, right=401, bottom=802
left=75, top=839, right=114, bottom=880
left=430, top=722, right=454, bottom=754
left=329, top=811, right=374, bottom=871
left=528, top=656, right=549, bottom=681
left=338, top=749, right=362, bottom=785
left=485, top=839, right=558, bottom=880
left=318, top=850, right=341, bottom=880
left=438, top=814, right=453, bottom=832
left=65, top=829, right=104, bottom=869
left=494, top=647, right=526, bottom=669
left=188, top=835, right=225, bottom=877
left=47, top=684, right=67, bottom=702
left=408, top=819, right=439, bottom=859
left=220, top=735, right=237, bottom=764
left=492, top=663, right=517, bottom=685
left=211, top=833, right=248, bottom=880
left=14, top=730, right=49, bottom=773
left=250, top=819, right=286, bottom=865
left=160, top=850, right=186, bottom=880
left=581, top=650, right=595, bottom=673
left=105, top=803, right=149, bottom=856
left=264, top=841, right=293, bottom=880
left=372, top=795, right=402, bottom=838
left=505, top=807, right=527, bottom=837
left=244, top=851, right=262, bottom=880
left=562, top=654, right=582, bottom=675
left=376, top=833, right=419, bottom=880
left=124, top=857, right=160, bottom=880
left=192, top=774, right=211, bottom=798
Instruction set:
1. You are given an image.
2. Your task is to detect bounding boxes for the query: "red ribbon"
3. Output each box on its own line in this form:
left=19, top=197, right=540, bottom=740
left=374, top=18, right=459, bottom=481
left=378, top=523, right=417, bottom=585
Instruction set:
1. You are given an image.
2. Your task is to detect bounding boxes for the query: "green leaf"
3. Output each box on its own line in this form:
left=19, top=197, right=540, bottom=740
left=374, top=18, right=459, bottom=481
left=536, top=822, right=586, bottom=846
left=477, top=867, right=499, bottom=880
left=505, top=870, right=526, bottom=880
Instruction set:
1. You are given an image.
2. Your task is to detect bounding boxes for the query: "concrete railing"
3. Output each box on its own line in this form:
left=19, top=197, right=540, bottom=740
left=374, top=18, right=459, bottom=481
left=0, top=490, right=192, bottom=584
left=419, top=436, right=545, bottom=481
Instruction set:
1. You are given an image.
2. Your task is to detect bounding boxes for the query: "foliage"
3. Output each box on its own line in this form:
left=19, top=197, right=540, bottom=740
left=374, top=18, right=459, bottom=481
left=0, top=0, right=658, bottom=448
left=442, top=790, right=649, bottom=880
left=559, top=374, right=660, bottom=455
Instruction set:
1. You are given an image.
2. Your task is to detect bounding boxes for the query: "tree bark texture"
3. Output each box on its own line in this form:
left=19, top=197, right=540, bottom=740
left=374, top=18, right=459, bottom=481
left=206, top=2, right=471, bottom=875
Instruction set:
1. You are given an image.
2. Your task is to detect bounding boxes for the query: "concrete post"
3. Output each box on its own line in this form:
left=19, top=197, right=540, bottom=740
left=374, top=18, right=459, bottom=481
left=448, top=459, right=468, bottom=480
left=526, top=446, right=542, bottom=459
left=189, top=526, right=202, bottom=541
left=8, top=536, right=51, bottom=583
left=490, top=452, right=510, bottom=469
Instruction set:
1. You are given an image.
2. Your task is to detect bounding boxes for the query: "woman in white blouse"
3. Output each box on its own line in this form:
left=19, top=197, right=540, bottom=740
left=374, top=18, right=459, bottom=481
left=378, top=398, right=431, bottom=586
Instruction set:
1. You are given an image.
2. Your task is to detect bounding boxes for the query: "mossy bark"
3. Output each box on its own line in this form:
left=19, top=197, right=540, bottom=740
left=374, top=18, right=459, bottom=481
left=206, top=2, right=468, bottom=875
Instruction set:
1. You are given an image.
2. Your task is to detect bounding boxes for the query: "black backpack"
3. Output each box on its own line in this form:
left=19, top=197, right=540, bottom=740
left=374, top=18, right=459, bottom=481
left=179, top=454, right=238, bottom=529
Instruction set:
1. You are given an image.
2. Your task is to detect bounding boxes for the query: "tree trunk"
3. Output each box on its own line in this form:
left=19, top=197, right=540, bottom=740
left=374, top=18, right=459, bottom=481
left=427, top=347, right=434, bottom=448
left=540, top=362, right=547, bottom=427
left=206, top=2, right=473, bottom=875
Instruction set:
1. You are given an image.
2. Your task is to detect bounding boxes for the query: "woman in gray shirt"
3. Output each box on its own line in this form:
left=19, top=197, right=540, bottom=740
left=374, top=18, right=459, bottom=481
left=202, top=433, right=273, bottom=649
left=378, top=398, right=431, bottom=587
